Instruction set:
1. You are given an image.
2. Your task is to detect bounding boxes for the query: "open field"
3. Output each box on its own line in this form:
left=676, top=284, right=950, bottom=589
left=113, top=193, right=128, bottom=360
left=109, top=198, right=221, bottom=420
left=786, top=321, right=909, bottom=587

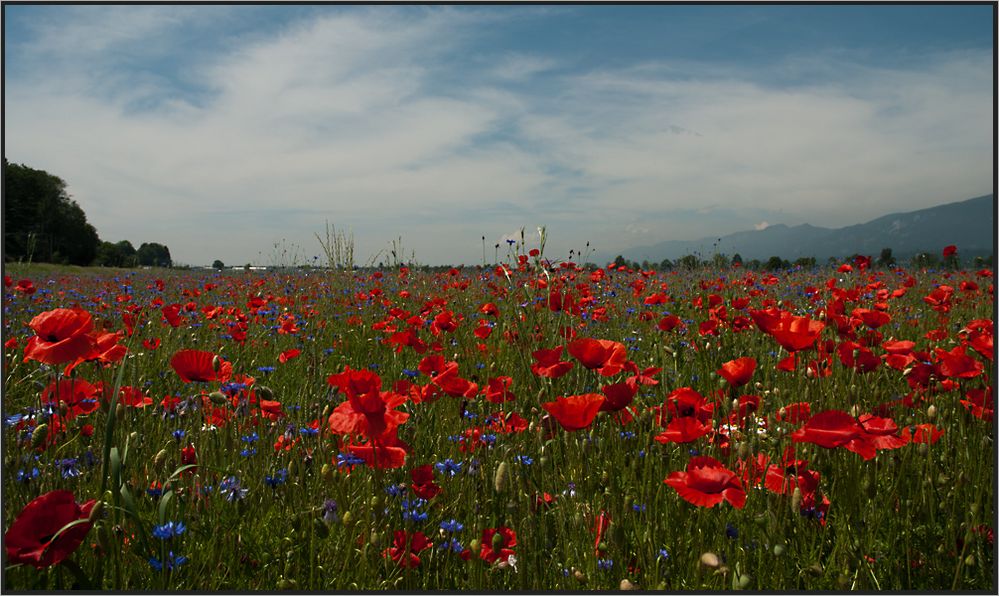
left=2, top=257, right=994, bottom=590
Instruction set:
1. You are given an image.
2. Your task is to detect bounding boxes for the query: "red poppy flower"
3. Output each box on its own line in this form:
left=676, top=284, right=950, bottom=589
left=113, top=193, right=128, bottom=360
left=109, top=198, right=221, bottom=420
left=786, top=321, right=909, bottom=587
left=664, top=387, right=714, bottom=423
left=488, top=411, right=529, bottom=434
left=479, top=526, right=517, bottom=565
left=328, top=384, right=409, bottom=440
left=411, top=465, right=442, bottom=500
left=23, top=308, right=98, bottom=365
left=600, top=382, right=636, bottom=412
left=483, top=376, right=516, bottom=404
left=347, top=432, right=410, bottom=469
left=852, top=308, right=891, bottom=329
left=654, top=416, right=713, bottom=444
left=142, top=338, right=161, bottom=351
left=934, top=346, right=984, bottom=379
left=776, top=402, right=811, bottom=424
left=181, top=443, right=197, bottom=469
left=541, top=393, right=605, bottom=431
left=750, top=308, right=825, bottom=352
left=15, top=279, right=36, bottom=294
left=383, top=530, right=432, bottom=568
left=858, top=413, right=909, bottom=451
left=717, top=357, right=756, bottom=387
left=4, top=490, right=97, bottom=568
left=115, top=386, right=154, bottom=408
left=41, top=378, right=100, bottom=418
left=664, top=456, right=746, bottom=509
left=170, top=349, right=233, bottom=383
left=901, top=423, right=945, bottom=444
left=790, top=410, right=875, bottom=460
left=431, top=363, right=478, bottom=398
left=943, top=245, right=958, bottom=258
left=278, top=348, right=301, bottom=363
left=530, top=346, right=575, bottom=378
left=657, top=315, right=682, bottom=333
left=566, top=338, right=628, bottom=376
left=961, top=387, right=994, bottom=421
left=161, top=304, right=184, bottom=327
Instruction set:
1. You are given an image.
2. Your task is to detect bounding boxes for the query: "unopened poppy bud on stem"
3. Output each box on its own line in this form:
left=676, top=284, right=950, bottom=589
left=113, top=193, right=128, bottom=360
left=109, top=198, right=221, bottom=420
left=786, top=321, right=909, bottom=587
left=31, top=424, right=48, bottom=449
left=494, top=461, right=510, bottom=494
left=209, top=391, right=227, bottom=406
left=790, top=487, right=802, bottom=512
left=699, top=552, right=721, bottom=570
left=153, top=448, right=169, bottom=472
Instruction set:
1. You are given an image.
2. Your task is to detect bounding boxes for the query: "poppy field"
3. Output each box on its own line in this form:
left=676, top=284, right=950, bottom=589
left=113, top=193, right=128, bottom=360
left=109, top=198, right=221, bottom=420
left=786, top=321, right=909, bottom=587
left=1, top=250, right=995, bottom=591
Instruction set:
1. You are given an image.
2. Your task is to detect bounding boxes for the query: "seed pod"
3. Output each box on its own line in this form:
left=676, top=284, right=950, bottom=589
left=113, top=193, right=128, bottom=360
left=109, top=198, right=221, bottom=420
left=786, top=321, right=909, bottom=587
left=257, top=386, right=274, bottom=401
left=341, top=511, right=353, bottom=527
left=209, top=391, right=228, bottom=406
left=321, top=463, right=332, bottom=479
left=212, top=355, right=222, bottom=373
left=115, top=403, right=126, bottom=419
left=30, top=424, right=48, bottom=449
left=918, top=443, right=929, bottom=456
left=494, top=461, right=510, bottom=494
left=492, top=532, right=504, bottom=549
left=470, top=539, right=480, bottom=553
left=773, top=544, right=786, bottom=556
left=369, top=531, right=381, bottom=548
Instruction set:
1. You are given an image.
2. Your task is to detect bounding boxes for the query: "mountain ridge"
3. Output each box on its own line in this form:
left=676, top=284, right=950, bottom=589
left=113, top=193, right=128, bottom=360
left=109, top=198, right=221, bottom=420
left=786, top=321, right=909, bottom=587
left=598, top=194, right=994, bottom=265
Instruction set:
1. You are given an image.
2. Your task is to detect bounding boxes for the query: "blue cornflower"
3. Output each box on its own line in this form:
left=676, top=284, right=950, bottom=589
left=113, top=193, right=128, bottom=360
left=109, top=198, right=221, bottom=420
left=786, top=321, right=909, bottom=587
left=619, top=431, right=636, bottom=440
left=437, top=538, right=465, bottom=553
left=219, top=476, right=249, bottom=502
left=480, top=434, right=497, bottom=445
left=239, top=447, right=257, bottom=458
left=632, top=503, right=647, bottom=513
left=240, top=432, right=259, bottom=443
left=726, top=523, right=738, bottom=540
left=55, top=458, right=81, bottom=479
left=597, top=559, right=614, bottom=571
left=152, top=521, right=187, bottom=540
left=462, top=410, right=478, bottom=420
left=323, top=348, right=335, bottom=355
left=385, top=484, right=407, bottom=497
left=322, top=499, right=338, bottom=525
left=299, top=425, right=319, bottom=437
left=337, top=452, right=366, bottom=467
left=264, top=469, right=288, bottom=489
left=440, top=519, right=464, bottom=533
left=516, top=455, right=533, bottom=465
left=434, top=459, right=463, bottom=477
left=147, top=484, right=164, bottom=498
left=5, top=413, right=26, bottom=427
left=172, top=429, right=186, bottom=441
left=658, top=549, right=670, bottom=560
left=402, top=368, right=419, bottom=378
left=256, top=366, right=276, bottom=374
left=16, top=468, right=39, bottom=483
left=148, top=551, right=188, bottom=572
left=401, top=498, right=429, bottom=523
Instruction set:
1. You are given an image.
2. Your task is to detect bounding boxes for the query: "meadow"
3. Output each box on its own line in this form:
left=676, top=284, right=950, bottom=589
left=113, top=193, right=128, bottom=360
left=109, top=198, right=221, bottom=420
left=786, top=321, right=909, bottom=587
left=1, top=250, right=994, bottom=591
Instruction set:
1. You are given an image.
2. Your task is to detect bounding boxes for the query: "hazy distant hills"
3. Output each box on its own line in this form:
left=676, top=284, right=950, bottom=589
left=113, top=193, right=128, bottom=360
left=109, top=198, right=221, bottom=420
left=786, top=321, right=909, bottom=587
left=601, top=194, right=994, bottom=265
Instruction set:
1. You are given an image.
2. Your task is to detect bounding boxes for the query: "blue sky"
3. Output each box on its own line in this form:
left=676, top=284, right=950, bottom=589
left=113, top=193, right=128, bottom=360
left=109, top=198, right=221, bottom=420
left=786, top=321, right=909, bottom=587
left=4, top=4, right=993, bottom=266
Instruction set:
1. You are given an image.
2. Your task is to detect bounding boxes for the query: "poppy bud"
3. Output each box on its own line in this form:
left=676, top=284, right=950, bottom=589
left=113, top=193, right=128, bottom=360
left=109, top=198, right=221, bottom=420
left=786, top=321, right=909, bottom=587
left=209, top=391, right=228, bottom=405
left=129, top=431, right=138, bottom=443
left=288, top=458, right=298, bottom=477
left=600, top=470, right=609, bottom=486
left=926, top=405, right=937, bottom=420
left=737, top=574, right=752, bottom=588
left=88, top=500, right=106, bottom=523
left=59, top=402, right=69, bottom=417
left=494, top=461, right=510, bottom=494
left=492, top=532, right=504, bottom=549
left=257, top=386, right=274, bottom=401
left=773, top=544, right=786, bottom=556
left=321, top=404, right=331, bottom=419
left=806, top=563, right=823, bottom=576
left=699, top=552, right=720, bottom=570
left=30, top=424, right=48, bottom=449
left=619, top=579, right=637, bottom=590
left=369, top=531, right=381, bottom=548
left=212, top=355, right=222, bottom=372
left=791, top=487, right=802, bottom=512
left=597, top=541, right=609, bottom=553
left=153, top=448, right=169, bottom=472
left=964, top=555, right=975, bottom=567
left=470, top=538, right=480, bottom=553
left=321, top=463, right=332, bottom=479
left=341, top=511, right=353, bottom=527
left=573, top=569, right=588, bottom=583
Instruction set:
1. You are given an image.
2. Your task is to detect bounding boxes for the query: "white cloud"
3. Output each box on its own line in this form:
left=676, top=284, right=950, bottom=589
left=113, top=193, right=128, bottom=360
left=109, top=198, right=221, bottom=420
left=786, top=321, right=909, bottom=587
left=755, top=221, right=770, bottom=231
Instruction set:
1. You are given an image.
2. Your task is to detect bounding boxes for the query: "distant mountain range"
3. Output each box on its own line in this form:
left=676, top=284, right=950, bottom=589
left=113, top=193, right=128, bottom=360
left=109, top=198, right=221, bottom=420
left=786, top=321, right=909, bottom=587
left=599, top=194, right=994, bottom=265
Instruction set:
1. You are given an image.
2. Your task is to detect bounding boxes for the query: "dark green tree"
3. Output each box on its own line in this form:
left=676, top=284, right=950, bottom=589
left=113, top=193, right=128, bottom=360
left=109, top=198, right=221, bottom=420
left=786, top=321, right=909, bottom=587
left=731, top=253, right=743, bottom=266
left=877, top=248, right=896, bottom=269
left=3, top=160, right=100, bottom=265
left=212, top=259, right=226, bottom=270
left=677, top=254, right=700, bottom=271
left=137, top=242, right=172, bottom=267
left=765, top=256, right=788, bottom=271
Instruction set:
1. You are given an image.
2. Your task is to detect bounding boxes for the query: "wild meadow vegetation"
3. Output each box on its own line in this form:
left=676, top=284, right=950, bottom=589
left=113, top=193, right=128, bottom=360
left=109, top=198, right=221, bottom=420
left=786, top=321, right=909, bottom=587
left=1, top=245, right=994, bottom=591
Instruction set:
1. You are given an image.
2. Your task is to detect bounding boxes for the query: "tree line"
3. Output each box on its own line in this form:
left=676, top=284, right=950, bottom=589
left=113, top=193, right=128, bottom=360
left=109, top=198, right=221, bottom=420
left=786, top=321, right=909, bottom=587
left=612, top=246, right=990, bottom=272
left=3, top=160, right=171, bottom=268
